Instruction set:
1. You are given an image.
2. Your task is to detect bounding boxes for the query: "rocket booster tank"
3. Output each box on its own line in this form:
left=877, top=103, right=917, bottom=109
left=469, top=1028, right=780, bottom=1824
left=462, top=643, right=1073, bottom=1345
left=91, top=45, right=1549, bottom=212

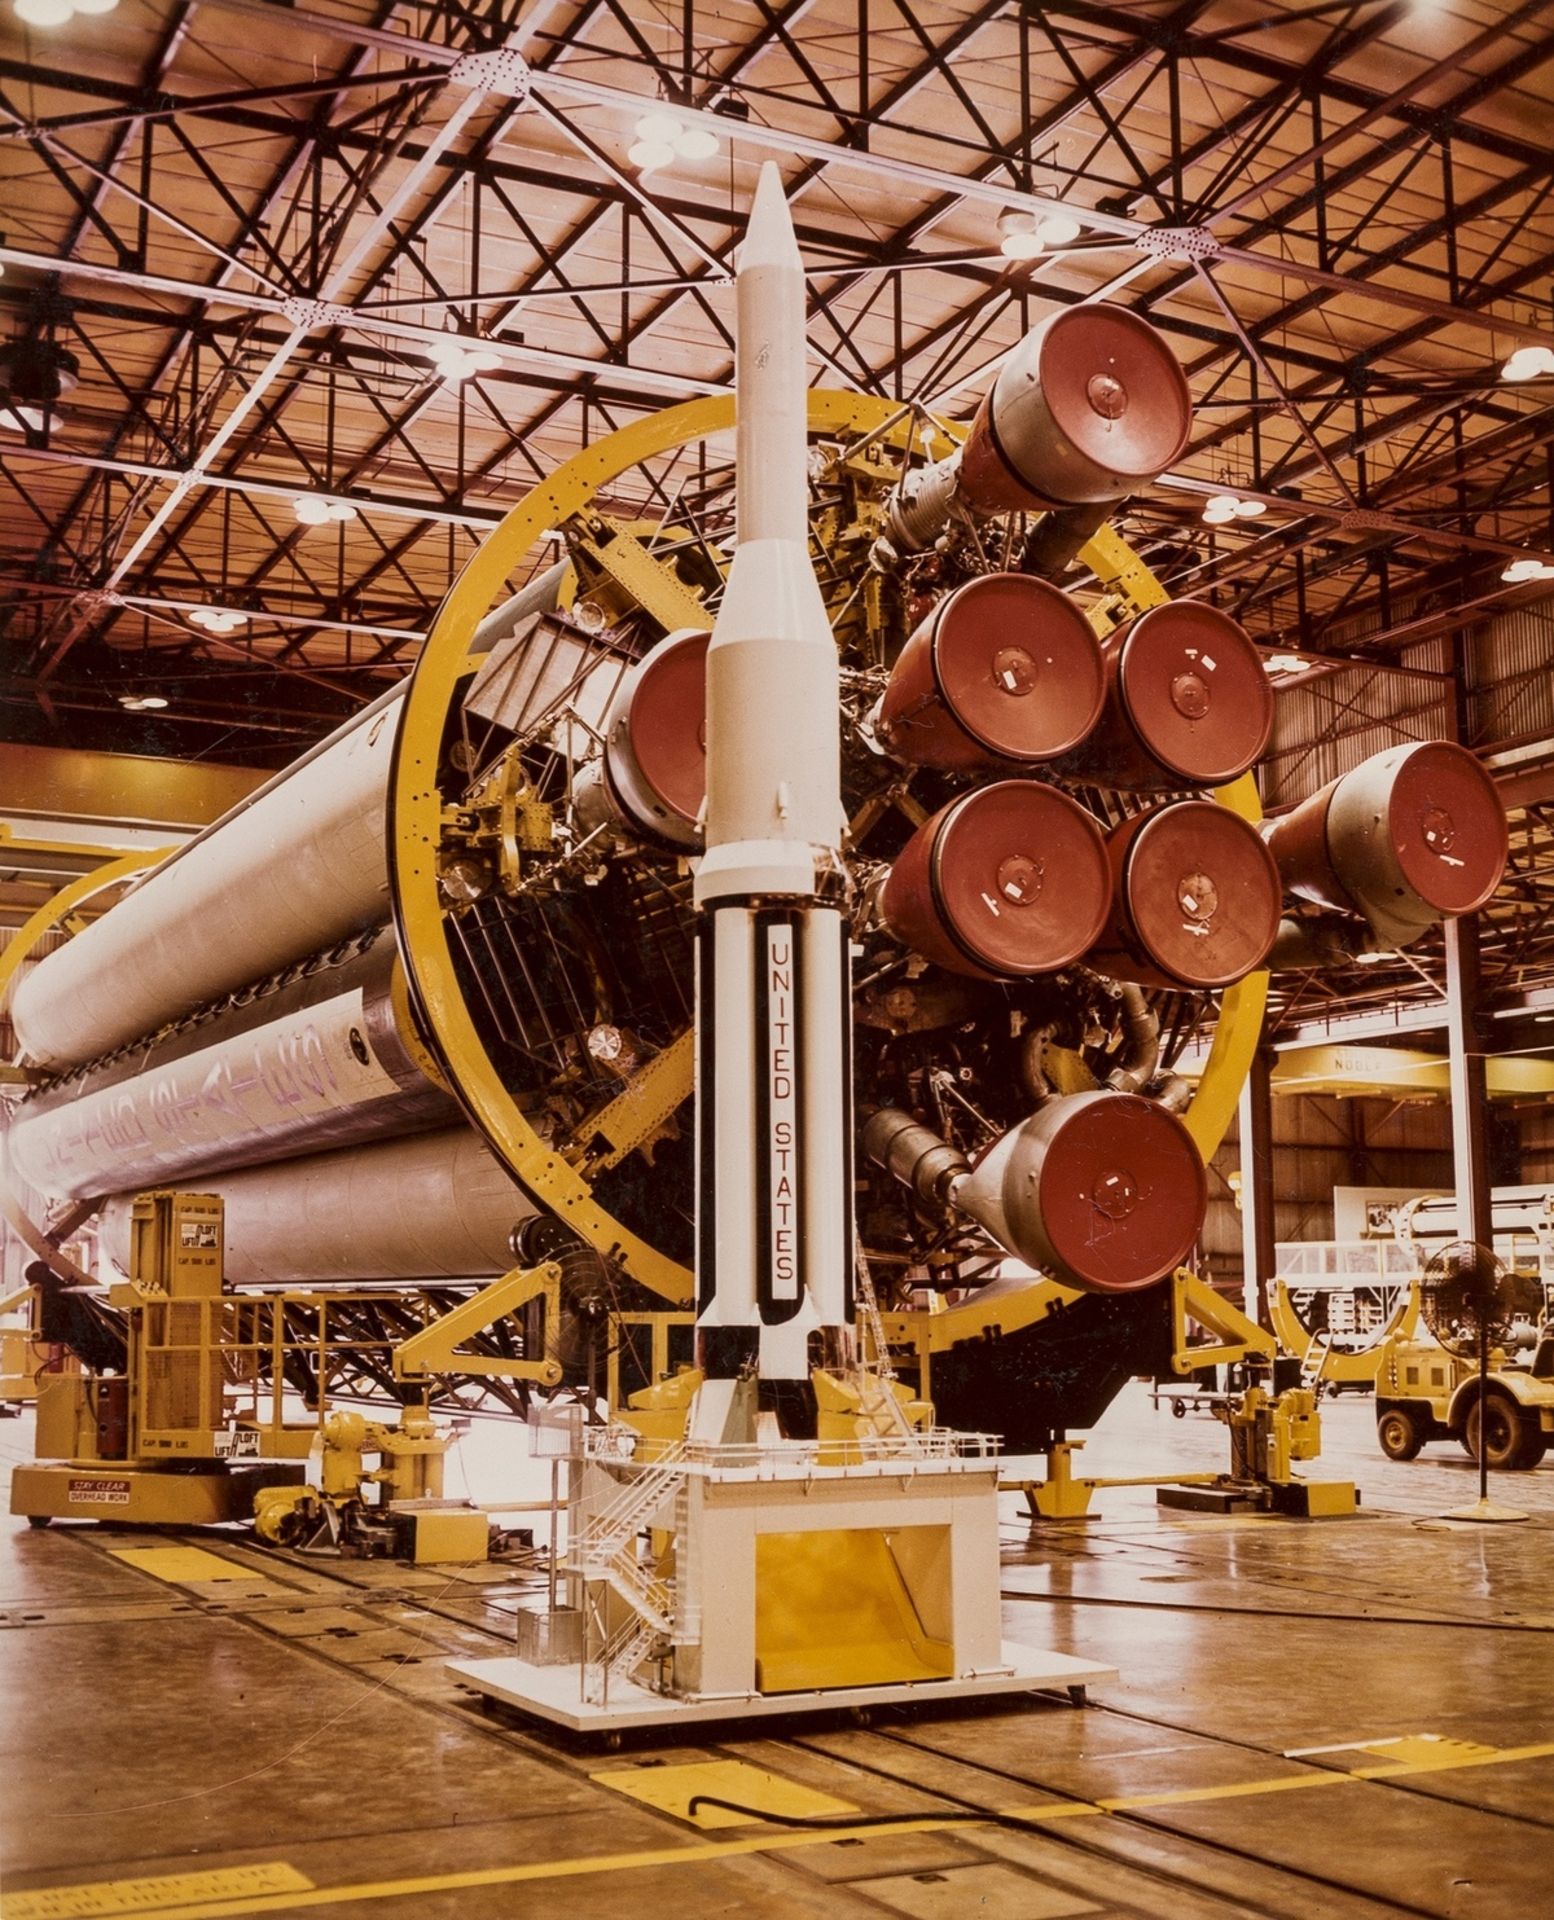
left=9, top=564, right=570, bottom=1075
left=5, top=929, right=455, bottom=1203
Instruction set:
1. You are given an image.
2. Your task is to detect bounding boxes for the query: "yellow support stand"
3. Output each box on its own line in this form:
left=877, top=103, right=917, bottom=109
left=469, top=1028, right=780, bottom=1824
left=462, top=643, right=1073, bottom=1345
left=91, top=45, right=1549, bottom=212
left=393, top=1261, right=566, bottom=1388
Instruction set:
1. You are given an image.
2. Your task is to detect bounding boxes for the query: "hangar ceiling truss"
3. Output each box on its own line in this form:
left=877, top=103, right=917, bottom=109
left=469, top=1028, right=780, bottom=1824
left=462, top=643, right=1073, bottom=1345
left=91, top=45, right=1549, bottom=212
left=0, top=0, right=1551, bottom=790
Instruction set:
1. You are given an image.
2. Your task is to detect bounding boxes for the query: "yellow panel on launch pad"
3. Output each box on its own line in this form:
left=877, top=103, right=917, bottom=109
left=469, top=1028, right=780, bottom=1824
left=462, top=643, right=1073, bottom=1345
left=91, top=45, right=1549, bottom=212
left=753, top=1526, right=954, bottom=1693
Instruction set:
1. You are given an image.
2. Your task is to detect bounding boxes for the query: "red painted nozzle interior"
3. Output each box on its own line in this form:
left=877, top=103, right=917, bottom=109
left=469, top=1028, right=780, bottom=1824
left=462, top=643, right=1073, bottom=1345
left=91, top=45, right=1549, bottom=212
left=601, top=627, right=709, bottom=847
left=882, top=780, right=1111, bottom=980
left=957, top=304, right=1193, bottom=515
left=877, top=572, right=1105, bottom=771
left=1089, top=799, right=1282, bottom=990
left=1055, top=601, right=1274, bottom=792
left=963, top=1090, right=1206, bottom=1293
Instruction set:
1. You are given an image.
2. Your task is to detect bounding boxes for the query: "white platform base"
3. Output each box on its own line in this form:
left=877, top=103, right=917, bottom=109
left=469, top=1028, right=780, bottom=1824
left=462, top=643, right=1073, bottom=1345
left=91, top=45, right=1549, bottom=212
left=448, top=1644, right=1116, bottom=1734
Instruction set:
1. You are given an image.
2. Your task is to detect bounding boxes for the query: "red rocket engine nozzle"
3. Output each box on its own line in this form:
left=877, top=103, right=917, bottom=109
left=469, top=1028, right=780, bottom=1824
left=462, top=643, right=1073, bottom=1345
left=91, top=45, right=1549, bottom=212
left=1261, top=739, right=1508, bottom=949
left=880, top=780, right=1111, bottom=980
left=954, top=1089, right=1207, bottom=1293
left=1086, top=799, right=1283, bottom=991
left=882, top=304, right=1193, bottom=560
left=960, top=303, right=1194, bottom=516
left=575, top=627, right=709, bottom=850
left=875, top=572, right=1105, bottom=771
left=1051, top=601, right=1274, bottom=793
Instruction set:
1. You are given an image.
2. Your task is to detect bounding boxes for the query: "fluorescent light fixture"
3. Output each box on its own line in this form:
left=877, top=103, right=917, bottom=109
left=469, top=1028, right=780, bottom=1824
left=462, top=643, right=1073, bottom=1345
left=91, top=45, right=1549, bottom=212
left=636, top=109, right=683, bottom=144
left=118, top=692, right=168, bottom=711
left=999, top=205, right=1083, bottom=259
left=426, top=339, right=502, bottom=384
left=1500, top=344, right=1554, bottom=382
left=1036, top=212, right=1083, bottom=249
left=0, top=336, right=79, bottom=431
left=1352, top=948, right=1392, bottom=965
left=631, top=109, right=719, bottom=166
left=0, top=402, right=60, bottom=433
left=997, top=208, right=1041, bottom=259
left=1502, top=555, right=1554, bottom=583
left=13, top=0, right=79, bottom=23
left=188, top=607, right=249, bottom=634
left=628, top=137, right=677, bottom=173
left=1202, top=491, right=1266, bottom=523
left=1264, top=653, right=1306, bottom=674
left=293, top=495, right=357, bottom=526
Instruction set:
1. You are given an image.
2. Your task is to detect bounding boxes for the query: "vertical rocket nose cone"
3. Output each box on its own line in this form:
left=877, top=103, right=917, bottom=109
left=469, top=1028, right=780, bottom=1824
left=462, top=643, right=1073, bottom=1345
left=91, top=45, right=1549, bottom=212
left=740, top=161, right=801, bottom=270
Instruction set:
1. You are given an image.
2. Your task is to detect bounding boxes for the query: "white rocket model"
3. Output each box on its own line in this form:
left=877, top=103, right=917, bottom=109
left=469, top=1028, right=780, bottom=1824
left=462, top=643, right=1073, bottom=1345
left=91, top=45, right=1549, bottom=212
left=694, top=163, right=853, bottom=1395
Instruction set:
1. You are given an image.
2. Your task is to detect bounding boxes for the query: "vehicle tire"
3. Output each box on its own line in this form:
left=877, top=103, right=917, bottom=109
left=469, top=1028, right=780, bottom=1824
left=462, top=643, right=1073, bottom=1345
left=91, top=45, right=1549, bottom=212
left=1171, top=1399, right=1187, bottom=1420
left=1464, top=1392, right=1523, bottom=1471
left=26, top=1514, right=51, bottom=1529
left=1377, top=1407, right=1425, bottom=1461
left=1510, top=1418, right=1547, bottom=1471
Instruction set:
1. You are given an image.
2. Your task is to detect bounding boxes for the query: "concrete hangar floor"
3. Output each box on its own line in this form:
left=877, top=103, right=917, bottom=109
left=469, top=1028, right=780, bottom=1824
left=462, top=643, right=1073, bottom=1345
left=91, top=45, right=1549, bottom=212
left=3, top=1386, right=1553, bottom=1920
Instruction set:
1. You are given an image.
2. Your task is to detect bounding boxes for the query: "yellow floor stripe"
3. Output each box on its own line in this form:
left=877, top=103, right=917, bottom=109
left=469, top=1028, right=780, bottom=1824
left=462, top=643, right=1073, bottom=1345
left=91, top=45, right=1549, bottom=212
left=12, top=1741, right=1554, bottom=1920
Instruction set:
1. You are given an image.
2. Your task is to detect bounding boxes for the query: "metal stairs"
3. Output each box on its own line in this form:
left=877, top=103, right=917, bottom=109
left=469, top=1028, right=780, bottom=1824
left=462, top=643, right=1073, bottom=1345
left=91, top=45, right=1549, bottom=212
left=568, top=1442, right=686, bottom=1698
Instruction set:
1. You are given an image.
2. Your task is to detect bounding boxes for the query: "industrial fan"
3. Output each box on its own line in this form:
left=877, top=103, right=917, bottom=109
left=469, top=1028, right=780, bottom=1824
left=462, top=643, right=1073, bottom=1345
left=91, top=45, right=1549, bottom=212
left=1419, top=1240, right=1541, bottom=1521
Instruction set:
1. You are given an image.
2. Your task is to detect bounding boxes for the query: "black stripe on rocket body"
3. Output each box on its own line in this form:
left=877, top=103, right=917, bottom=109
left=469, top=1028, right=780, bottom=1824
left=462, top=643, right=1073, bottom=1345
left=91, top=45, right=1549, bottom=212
left=695, top=921, right=717, bottom=1318
left=758, top=910, right=804, bottom=1324
left=839, top=912, right=857, bottom=1323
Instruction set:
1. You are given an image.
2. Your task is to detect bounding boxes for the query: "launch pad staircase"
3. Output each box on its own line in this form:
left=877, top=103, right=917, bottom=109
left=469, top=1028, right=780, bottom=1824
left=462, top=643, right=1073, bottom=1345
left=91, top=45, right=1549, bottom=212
left=565, top=1442, right=685, bottom=1699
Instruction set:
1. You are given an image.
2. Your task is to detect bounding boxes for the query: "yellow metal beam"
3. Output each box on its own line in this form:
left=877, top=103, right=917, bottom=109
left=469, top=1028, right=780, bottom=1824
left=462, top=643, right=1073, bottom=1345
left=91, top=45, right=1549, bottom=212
left=578, top=1028, right=694, bottom=1172
left=392, top=1261, right=565, bottom=1386
left=1171, top=1270, right=1276, bottom=1372
left=1270, top=1278, right=1417, bottom=1384
left=1271, top=1043, right=1554, bottom=1101
left=878, top=1274, right=1080, bottom=1356
left=0, top=743, right=265, bottom=829
left=572, top=516, right=713, bottom=633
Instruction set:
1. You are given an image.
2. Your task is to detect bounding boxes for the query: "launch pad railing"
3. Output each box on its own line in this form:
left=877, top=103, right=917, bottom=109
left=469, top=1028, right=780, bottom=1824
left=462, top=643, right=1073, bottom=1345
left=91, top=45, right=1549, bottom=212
left=582, top=1424, right=1000, bottom=1476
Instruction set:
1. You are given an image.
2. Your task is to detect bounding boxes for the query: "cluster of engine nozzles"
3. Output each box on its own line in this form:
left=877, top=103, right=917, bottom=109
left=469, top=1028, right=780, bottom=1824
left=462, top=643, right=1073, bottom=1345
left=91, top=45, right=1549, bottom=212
left=873, top=574, right=1286, bottom=992
left=869, top=573, right=1510, bottom=994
